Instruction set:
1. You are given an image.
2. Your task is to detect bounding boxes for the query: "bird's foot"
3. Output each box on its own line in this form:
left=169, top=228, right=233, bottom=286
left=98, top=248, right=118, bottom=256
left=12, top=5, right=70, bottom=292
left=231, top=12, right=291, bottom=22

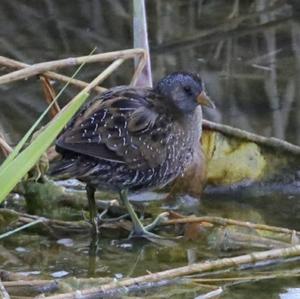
left=144, top=212, right=169, bottom=232
left=128, top=212, right=177, bottom=245
left=90, top=208, right=129, bottom=235
left=129, top=228, right=176, bottom=246
left=118, top=190, right=176, bottom=245
left=98, top=210, right=130, bottom=223
left=129, top=228, right=162, bottom=240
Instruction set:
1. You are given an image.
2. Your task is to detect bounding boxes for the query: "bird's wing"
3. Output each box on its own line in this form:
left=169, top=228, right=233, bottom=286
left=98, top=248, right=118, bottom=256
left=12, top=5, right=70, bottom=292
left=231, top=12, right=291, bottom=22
left=56, top=87, right=172, bottom=169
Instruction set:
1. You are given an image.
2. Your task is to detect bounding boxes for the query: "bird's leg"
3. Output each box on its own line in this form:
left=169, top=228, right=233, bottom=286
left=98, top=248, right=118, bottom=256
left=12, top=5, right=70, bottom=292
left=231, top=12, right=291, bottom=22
left=119, top=189, right=166, bottom=240
left=119, top=189, right=144, bottom=235
left=86, top=184, right=99, bottom=235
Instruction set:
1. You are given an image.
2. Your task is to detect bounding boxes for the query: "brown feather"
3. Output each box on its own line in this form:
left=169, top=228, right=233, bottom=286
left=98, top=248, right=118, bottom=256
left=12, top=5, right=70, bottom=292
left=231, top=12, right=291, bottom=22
left=56, top=87, right=173, bottom=169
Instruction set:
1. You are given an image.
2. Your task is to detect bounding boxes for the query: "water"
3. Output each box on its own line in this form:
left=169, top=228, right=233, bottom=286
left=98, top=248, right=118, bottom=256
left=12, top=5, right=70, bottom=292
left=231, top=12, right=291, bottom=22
left=2, top=188, right=300, bottom=298
left=0, top=0, right=300, bottom=298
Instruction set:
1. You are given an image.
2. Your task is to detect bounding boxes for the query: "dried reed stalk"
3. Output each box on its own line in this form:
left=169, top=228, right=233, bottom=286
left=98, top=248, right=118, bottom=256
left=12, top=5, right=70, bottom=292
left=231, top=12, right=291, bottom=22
left=0, top=56, right=105, bottom=93
left=203, top=119, right=300, bottom=155
left=45, top=244, right=300, bottom=299
left=0, top=48, right=146, bottom=85
left=164, top=215, right=300, bottom=237
left=0, top=134, right=12, bottom=156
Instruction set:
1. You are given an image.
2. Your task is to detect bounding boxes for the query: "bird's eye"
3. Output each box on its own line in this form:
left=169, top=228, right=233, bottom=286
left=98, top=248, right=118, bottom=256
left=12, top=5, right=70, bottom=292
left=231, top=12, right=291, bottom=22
left=183, top=85, right=192, bottom=94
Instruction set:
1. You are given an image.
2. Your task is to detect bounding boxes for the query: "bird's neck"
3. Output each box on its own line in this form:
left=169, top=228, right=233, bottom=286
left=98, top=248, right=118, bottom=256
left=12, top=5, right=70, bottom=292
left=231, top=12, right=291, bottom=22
left=189, top=106, right=203, bottom=141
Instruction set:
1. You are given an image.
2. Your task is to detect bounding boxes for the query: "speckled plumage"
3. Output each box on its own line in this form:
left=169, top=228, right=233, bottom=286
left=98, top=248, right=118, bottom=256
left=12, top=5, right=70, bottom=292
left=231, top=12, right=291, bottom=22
left=53, top=73, right=205, bottom=194
left=51, top=72, right=215, bottom=238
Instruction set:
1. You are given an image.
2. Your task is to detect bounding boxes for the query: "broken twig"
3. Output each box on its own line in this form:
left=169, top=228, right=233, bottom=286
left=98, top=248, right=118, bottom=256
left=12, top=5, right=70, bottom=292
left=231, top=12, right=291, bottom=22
left=0, top=48, right=145, bottom=85
left=203, top=120, right=300, bottom=155
left=0, top=56, right=106, bottom=93
left=164, top=215, right=300, bottom=237
left=45, top=244, right=300, bottom=298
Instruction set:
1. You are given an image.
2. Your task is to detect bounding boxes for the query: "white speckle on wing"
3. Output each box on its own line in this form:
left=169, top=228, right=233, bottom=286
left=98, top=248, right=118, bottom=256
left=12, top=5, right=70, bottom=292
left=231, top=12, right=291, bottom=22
left=131, top=170, right=139, bottom=183
left=148, top=168, right=155, bottom=181
left=163, top=161, right=169, bottom=178
left=101, top=110, right=107, bottom=122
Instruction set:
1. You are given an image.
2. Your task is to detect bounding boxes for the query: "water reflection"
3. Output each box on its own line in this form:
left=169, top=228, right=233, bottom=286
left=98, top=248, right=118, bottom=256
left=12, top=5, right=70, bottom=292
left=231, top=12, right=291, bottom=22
left=150, top=0, right=300, bottom=144
left=0, top=0, right=299, bottom=146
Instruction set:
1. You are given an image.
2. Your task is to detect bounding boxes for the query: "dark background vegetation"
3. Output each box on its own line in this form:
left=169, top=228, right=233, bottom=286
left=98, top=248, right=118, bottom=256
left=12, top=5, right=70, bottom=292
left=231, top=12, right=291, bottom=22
left=0, top=0, right=299, bottom=145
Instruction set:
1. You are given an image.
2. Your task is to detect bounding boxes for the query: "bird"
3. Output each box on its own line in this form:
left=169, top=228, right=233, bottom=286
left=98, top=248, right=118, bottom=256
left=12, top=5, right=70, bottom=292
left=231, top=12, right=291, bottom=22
left=50, top=72, right=215, bottom=240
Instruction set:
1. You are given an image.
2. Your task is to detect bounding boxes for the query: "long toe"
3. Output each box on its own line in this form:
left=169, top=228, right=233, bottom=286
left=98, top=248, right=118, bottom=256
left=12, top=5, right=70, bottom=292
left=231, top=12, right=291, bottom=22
left=145, top=212, right=169, bottom=232
left=129, top=225, right=176, bottom=246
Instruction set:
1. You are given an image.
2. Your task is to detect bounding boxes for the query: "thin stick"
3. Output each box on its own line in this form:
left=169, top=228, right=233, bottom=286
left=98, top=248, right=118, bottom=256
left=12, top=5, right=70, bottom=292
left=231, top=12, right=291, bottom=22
left=0, top=272, right=30, bottom=285
left=164, top=215, right=300, bottom=237
left=3, top=279, right=58, bottom=296
left=0, top=208, right=91, bottom=236
left=153, top=5, right=289, bottom=53
left=2, top=277, right=178, bottom=298
left=192, top=271, right=300, bottom=283
left=49, top=57, right=125, bottom=124
left=202, top=119, right=300, bottom=155
left=73, top=58, right=125, bottom=94
left=0, top=218, right=44, bottom=240
left=0, top=208, right=127, bottom=236
left=45, top=245, right=300, bottom=299
left=0, top=48, right=145, bottom=85
left=133, top=0, right=152, bottom=87
left=40, top=76, right=61, bottom=117
left=195, top=287, right=223, bottom=299
left=0, top=56, right=106, bottom=93
left=0, top=280, right=10, bottom=299
left=0, top=134, right=12, bottom=156
left=130, top=53, right=147, bottom=86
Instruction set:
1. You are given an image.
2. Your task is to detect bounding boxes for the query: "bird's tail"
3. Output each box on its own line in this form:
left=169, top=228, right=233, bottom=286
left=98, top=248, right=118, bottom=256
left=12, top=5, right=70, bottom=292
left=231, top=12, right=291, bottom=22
left=49, top=157, right=96, bottom=179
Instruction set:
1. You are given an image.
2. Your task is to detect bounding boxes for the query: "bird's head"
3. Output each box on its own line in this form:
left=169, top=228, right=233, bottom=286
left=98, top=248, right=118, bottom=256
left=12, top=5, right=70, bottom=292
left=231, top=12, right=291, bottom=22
left=156, top=72, right=215, bottom=113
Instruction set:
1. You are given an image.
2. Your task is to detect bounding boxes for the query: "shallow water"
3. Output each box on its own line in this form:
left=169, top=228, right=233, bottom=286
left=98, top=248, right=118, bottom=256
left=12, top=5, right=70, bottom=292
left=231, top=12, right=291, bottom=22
left=2, top=187, right=300, bottom=298
left=0, top=0, right=300, bottom=298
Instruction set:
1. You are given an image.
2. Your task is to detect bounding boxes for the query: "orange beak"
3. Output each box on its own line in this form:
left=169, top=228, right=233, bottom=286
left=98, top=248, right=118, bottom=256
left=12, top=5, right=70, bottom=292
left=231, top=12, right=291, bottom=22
left=196, top=91, right=215, bottom=109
